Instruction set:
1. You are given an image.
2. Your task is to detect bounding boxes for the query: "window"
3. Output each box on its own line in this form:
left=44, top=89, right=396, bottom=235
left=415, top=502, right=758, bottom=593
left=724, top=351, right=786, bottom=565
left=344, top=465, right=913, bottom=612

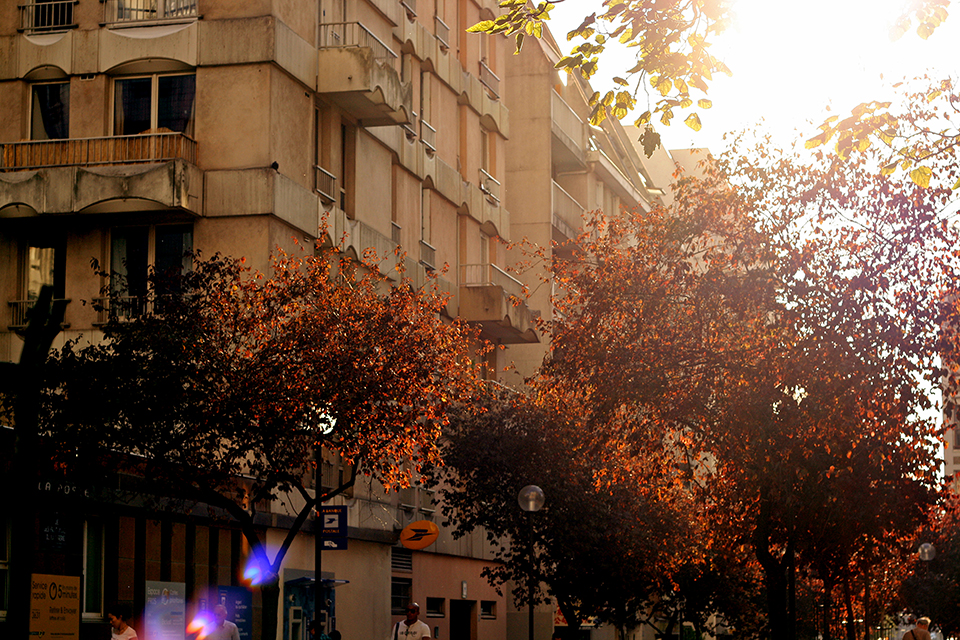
left=391, top=577, right=412, bottom=615
left=425, top=598, right=444, bottom=617
left=110, top=224, right=192, bottom=310
left=23, top=238, right=66, bottom=301
left=114, top=74, right=196, bottom=136
left=22, top=0, right=75, bottom=32
left=82, top=520, right=104, bottom=618
left=391, top=547, right=412, bottom=573
left=31, top=82, right=69, bottom=140
left=480, top=600, right=496, bottom=619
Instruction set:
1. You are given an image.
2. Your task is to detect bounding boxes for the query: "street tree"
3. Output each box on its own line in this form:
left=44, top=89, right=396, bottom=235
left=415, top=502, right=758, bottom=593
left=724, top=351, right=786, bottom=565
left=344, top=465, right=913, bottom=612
left=525, top=136, right=954, bottom=638
left=25, top=247, right=484, bottom=640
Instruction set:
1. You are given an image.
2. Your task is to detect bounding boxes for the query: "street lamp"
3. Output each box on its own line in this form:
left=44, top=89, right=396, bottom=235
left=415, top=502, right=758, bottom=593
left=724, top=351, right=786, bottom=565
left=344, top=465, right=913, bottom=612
left=519, top=485, right=545, bottom=640
left=919, top=542, right=936, bottom=619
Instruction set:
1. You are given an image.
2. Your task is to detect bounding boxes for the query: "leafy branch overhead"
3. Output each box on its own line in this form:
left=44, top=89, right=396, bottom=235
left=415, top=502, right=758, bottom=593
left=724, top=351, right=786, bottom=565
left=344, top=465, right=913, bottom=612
left=468, top=0, right=731, bottom=144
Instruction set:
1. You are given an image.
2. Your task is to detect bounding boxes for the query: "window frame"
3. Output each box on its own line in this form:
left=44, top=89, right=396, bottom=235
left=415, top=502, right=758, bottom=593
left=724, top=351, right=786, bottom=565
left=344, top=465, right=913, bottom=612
left=82, top=519, right=104, bottom=619
left=112, top=72, right=197, bottom=137
left=30, top=80, right=70, bottom=141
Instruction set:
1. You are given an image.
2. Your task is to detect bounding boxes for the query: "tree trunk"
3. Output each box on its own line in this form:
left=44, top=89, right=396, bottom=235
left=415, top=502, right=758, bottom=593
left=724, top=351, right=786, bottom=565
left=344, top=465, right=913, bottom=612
left=261, top=580, right=281, bottom=640
left=843, top=574, right=856, bottom=640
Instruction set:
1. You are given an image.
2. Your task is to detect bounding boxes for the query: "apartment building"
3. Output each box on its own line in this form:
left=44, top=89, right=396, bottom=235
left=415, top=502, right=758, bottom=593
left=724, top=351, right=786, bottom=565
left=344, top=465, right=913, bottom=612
left=0, top=1, right=678, bottom=639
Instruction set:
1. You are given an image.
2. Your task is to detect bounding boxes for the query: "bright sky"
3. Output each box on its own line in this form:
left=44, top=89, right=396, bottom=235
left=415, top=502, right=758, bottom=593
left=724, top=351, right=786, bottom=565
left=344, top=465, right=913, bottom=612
left=550, top=0, right=960, bottom=153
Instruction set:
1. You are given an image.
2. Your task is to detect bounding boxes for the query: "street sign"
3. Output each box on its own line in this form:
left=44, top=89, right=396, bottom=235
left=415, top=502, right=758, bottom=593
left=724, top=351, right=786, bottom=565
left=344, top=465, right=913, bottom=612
left=322, top=537, right=348, bottom=550
left=319, top=506, right=347, bottom=537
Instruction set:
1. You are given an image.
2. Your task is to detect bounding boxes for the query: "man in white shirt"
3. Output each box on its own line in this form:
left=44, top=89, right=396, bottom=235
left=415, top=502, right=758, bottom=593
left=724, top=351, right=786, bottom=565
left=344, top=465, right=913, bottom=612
left=391, top=602, right=431, bottom=640
left=206, top=604, right=241, bottom=640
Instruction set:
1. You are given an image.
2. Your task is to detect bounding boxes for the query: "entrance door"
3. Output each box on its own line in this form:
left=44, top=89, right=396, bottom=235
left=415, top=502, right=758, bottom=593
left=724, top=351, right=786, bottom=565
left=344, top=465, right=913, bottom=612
left=449, top=600, right=475, bottom=640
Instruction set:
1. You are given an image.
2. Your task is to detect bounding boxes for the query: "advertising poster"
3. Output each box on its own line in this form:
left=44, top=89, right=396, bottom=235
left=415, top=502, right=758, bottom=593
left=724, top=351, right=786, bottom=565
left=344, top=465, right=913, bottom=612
left=218, top=586, right=253, bottom=640
left=144, top=581, right=186, bottom=640
left=30, top=573, right=80, bottom=639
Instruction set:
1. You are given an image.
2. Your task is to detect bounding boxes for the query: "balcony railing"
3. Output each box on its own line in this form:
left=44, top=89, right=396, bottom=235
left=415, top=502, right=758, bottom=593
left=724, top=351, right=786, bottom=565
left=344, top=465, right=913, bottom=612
left=420, top=240, right=436, bottom=270
left=460, top=263, right=524, bottom=297
left=102, top=0, right=198, bottom=24
left=479, top=168, right=500, bottom=206
left=551, top=90, right=586, bottom=151
left=400, top=0, right=416, bottom=18
left=0, top=133, right=198, bottom=171
left=19, top=1, right=77, bottom=33
left=8, top=299, right=70, bottom=329
left=316, top=166, right=338, bottom=204
left=420, top=119, right=437, bottom=155
left=93, top=296, right=152, bottom=324
left=318, top=22, right=397, bottom=63
left=434, top=16, right=450, bottom=51
left=479, top=59, right=500, bottom=100
left=552, top=180, right=584, bottom=238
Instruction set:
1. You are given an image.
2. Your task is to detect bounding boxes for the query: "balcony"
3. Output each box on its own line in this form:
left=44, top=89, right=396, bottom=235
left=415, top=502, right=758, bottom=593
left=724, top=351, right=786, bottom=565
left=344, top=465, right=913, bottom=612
left=459, top=263, right=538, bottom=343
left=400, top=0, right=416, bottom=19
left=0, top=133, right=202, bottom=217
left=18, top=1, right=76, bottom=33
left=8, top=299, right=70, bottom=330
left=1, top=132, right=197, bottom=171
left=420, top=240, right=436, bottom=270
left=479, top=59, right=500, bottom=100
left=551, top=91, right=587, bottom=170
left=317, top=22, right=412, bottom=126
left=102, top=0, right=198, bottom=25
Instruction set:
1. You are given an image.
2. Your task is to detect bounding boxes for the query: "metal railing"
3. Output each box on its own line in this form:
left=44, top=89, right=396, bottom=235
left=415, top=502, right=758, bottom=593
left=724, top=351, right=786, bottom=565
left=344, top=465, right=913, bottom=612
left=391, top=222, right=402, bottom=245
left=318, top=22, right=397, bottom=62
left=8, top=299, right=70, bottom=329
left=93, top=296, right=150, bottom=324
left=419, top=240, right=436, bottom=269
left=1, top=133, right=198, bottom=171
left=459, top=263, right=524, bottom=297
left=315, top=166, right=338, bottom=204
left=434, top=16, right=450, bottom=51
left=400, top=0, right=416, bottom=17
left=479, top=59, right=500, bottom=100
left=552, top=180, right=584, bottom=238
left=19, top=1, right=76, bottom=33
left=479, top=168, right=500, bottom=205
left=420, top=119, right=437, bottom=154
left=102, top=0, right=197, bottom=24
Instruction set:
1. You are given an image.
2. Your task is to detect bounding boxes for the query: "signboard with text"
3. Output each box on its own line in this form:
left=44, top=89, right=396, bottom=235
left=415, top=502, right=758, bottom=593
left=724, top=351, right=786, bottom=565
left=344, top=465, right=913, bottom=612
left=218, top=586, right=253, bottom=640
left=144, top=581, right=187, bottom=640
left=30, top=573, right=80, bottom=639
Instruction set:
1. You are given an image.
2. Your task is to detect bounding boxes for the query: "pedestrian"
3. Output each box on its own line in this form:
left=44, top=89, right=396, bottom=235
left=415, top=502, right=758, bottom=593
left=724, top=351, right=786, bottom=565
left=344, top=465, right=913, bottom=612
left=107, top=604, right=138, bottom=640
left=390, top=603, right=431, bottom=640
left=904, top=617, right=932, bottom=640
left=204, top=604, right=241, bottom=640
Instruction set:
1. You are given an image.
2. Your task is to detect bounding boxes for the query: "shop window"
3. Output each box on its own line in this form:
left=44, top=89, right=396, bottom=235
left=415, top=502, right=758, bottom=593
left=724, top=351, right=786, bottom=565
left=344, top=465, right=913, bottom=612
left=391, top=577, right=412, bottom=614
left=31, top=82, right=69, bottom=140
left=114, top=74, right=196, bottom=136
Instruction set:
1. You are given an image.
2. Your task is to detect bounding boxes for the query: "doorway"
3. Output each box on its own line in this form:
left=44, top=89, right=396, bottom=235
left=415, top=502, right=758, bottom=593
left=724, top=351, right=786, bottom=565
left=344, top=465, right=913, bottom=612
left=449, top=600, right=475, bottom=640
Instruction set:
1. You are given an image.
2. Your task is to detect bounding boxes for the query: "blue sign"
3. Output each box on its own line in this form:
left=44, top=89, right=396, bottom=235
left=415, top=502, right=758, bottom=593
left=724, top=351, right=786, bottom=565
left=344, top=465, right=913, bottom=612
left=218, top=586, right=253, bottom=640
left=319, top=506, right=347, bottom=537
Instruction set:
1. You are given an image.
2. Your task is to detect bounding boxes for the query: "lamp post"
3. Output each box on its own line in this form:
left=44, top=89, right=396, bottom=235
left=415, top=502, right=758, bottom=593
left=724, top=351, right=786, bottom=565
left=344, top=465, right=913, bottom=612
left=919, top=542, right=936, bottom=619
left=518, top=485, right=545, bottom=640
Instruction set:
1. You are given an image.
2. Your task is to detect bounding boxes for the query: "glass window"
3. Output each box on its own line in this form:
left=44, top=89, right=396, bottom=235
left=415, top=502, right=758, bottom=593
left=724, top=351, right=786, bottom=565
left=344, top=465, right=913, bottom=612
left=31, top=82, right=69, bottom=140
left=115, top=74, right=196, bottom=136
left=24, top=237, right=66, bottom=300
left=390, top=577, right=412, bottom=615
left=480, top=601, right=496, bottom=619
left=425, top=598, right=444, bottom=617
left=83, top=520, right=103, bottom=617
left=111, top=225, right=192, bottom=298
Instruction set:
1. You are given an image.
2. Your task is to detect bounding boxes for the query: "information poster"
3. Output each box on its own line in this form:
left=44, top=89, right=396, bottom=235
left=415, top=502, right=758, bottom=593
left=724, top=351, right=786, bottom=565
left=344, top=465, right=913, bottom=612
left=30, top=574, right=80, bottom=639
left=145, top=581, right=186, bottom=640
left=218, top=585, right=253, bottom=640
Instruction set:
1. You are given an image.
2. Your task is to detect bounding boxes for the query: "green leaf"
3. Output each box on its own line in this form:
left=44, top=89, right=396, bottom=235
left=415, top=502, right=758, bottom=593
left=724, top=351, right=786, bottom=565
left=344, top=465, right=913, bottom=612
left=910, top=166, right=933, bottom=188
left=684, top=112, right=702, bottom=131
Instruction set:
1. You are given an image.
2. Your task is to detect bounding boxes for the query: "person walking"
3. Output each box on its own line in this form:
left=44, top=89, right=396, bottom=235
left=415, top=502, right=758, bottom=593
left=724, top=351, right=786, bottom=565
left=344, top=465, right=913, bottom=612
left=905, top=617, right=933, bottom=640
left=390, top=603, right=431, bottom=640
